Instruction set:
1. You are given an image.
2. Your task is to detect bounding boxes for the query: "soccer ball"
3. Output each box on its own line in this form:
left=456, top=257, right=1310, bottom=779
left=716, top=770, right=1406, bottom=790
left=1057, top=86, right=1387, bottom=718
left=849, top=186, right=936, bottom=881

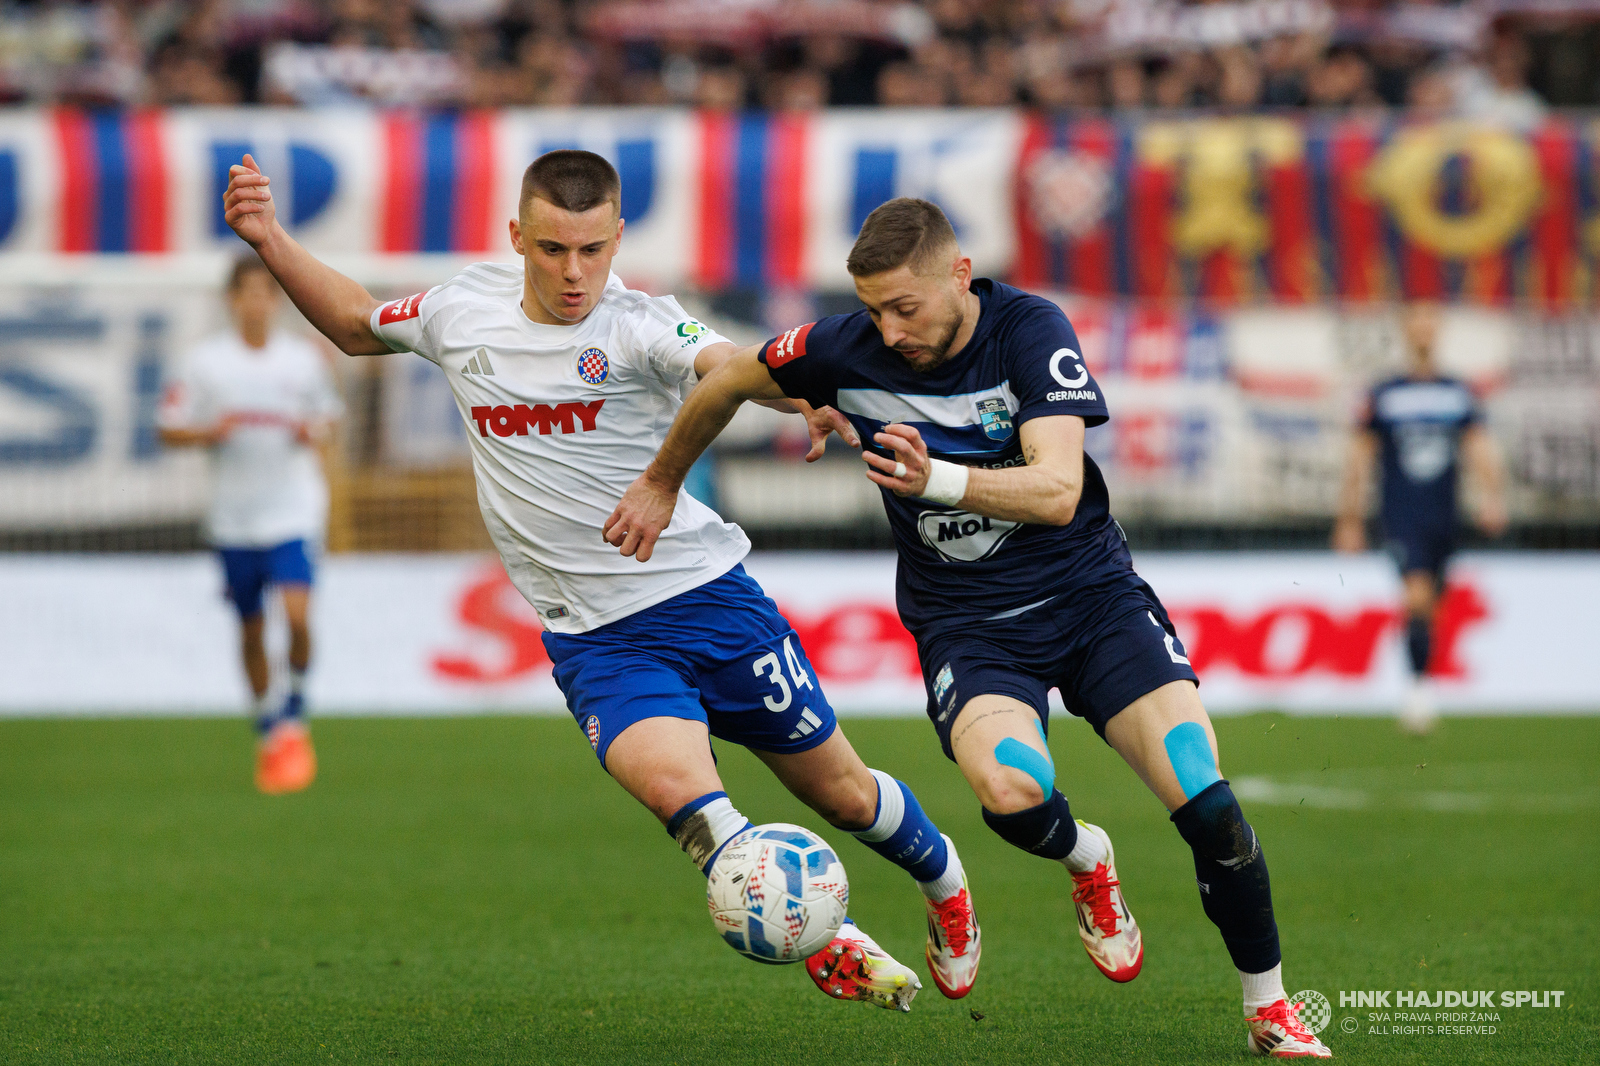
left=707, top=823, right=849, bottom=964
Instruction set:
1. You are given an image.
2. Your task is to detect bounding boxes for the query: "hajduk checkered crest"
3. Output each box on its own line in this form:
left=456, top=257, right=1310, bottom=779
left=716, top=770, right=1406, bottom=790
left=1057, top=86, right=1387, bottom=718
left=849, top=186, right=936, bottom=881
left=1290, top=990, right=1331, bottom=1034
left=577, top=347, right=609, bottom=384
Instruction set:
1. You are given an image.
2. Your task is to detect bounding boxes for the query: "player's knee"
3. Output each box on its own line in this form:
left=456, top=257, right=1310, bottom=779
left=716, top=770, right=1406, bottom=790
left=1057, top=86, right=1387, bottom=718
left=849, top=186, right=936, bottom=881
left=1170, top=781, right=1259, bottom=867
left=812, top=779, right=877, bottom=832
left=976, top=732, right=1053, bottom=813
left=631, top=770, right=709, bottom=825
left=973, top=763, right=1046, bottom=814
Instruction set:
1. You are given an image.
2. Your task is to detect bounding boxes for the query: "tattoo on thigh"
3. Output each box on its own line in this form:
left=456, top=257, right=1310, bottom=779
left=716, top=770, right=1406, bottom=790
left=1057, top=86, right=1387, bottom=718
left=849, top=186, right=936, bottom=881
left=951, top=706, right=1018, bottom=748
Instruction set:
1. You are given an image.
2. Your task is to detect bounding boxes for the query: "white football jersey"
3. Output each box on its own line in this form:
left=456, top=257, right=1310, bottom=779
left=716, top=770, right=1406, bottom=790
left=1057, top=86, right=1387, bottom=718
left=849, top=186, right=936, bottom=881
left=159, top=330, right=343, bottom=548
left=370, top=263, right=749, bottom=633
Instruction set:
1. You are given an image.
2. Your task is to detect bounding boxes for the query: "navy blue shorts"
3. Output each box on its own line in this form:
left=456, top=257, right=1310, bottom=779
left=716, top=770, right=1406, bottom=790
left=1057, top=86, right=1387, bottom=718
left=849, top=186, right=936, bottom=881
left=1382, top=522, right=1456, bottom=583
left=915, top=583, right=1198, bottom=759
left=216, top=540, right=314, bottom=619
left=541, top=564, right=837, bottom=768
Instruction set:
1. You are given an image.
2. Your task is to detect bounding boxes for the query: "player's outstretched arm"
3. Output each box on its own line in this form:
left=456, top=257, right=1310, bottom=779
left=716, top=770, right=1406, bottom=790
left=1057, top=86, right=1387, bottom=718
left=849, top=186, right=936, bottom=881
left=224, top=154, right=389, bottom=356
left=1332, top=429, right=1378, bottom=552
left=865, top=414, right=1088, bottom=526
left=604, top=346, right=786, bottom=561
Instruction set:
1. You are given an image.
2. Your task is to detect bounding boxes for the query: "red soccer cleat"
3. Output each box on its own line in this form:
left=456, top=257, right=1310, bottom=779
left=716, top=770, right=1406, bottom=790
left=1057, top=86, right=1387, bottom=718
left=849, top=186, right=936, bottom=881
left=1069, top=820, right=1143, bottom=982
left=255, top=721, right=317, bottom=795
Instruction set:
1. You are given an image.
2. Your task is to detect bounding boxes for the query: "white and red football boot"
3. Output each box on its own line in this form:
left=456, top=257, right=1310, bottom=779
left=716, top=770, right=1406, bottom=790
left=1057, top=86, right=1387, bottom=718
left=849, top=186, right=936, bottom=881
left=924, top=839, right=981, bottom=998
left=806, top=919, right=922, bottom=1013
left=1247, top=998, right=1334, bottom=1057
left=1069, top=820, right=1143, bottom=982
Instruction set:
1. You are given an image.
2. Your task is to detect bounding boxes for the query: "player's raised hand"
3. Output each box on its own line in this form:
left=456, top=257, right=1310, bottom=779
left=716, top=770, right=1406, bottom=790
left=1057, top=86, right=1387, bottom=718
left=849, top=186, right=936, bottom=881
left=864, top=423, right=930, bottom=497
left=800, top=403, right=859, bottom=463
left=223, top=154, right=276, bottom=246
left=604, top=473, right=678, bottom=563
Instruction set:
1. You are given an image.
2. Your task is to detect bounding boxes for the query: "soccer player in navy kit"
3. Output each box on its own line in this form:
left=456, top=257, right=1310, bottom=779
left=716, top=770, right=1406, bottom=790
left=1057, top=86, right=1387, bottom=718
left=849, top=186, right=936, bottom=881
left=1334, top=302, right=1507, bottom=732
left=606, top=199, right=1331, bottom=1057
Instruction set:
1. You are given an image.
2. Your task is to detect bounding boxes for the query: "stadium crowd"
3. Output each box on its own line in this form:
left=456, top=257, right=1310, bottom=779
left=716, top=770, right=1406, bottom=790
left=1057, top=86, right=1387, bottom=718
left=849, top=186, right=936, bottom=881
left=0, top=0, right=1595, bottom=117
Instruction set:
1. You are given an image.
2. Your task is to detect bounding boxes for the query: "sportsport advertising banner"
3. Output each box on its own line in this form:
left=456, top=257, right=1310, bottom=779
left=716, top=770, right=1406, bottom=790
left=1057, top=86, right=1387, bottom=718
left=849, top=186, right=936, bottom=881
left=0, top=108, right=1596, bottom=304
left=1, top=551, right=1596, bottom=715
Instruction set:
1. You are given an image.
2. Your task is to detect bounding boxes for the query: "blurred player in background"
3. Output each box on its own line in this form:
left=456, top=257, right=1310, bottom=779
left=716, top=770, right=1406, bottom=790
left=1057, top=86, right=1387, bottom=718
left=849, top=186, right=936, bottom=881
left=158, top=256, right=343, bottom=794
left=610, top=198, right=1333, bottom=1057
left=221, top=149, right=982, bottom=1010
left=1334, top=302, right=1508, bottom=733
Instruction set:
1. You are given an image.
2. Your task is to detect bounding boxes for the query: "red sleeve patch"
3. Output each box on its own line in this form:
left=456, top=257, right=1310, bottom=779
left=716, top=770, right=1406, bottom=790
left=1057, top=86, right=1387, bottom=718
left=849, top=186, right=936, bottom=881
left=763, top=322, right=815, bottom=368
left=378, top=291, right=427, bottom=326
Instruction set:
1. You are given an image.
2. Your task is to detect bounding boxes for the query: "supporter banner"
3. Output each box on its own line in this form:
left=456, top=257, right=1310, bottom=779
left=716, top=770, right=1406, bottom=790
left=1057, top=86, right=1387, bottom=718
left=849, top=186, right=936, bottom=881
left=1, top=108, right=1595, bottom=306
left=1, top=552, right=1596, bottom=715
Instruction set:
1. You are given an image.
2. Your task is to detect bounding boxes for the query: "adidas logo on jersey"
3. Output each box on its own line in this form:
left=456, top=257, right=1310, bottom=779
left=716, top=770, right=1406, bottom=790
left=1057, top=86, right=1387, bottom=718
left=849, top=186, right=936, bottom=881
left=461, top=349, right=496, bottom=375
left=470, top=400, right=605, bottom=438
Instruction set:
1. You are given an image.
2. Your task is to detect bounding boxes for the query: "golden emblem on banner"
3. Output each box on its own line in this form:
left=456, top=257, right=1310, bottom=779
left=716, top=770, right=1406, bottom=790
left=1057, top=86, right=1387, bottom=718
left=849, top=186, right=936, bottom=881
left=1365, top=123, right=1543, bottom=258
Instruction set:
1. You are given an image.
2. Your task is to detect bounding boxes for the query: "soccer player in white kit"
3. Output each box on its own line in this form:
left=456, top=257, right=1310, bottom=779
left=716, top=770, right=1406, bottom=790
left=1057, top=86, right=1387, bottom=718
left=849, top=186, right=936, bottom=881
left=158, top=256, right=343, bottom=794
left=221, top=149, right=983, bottom=1008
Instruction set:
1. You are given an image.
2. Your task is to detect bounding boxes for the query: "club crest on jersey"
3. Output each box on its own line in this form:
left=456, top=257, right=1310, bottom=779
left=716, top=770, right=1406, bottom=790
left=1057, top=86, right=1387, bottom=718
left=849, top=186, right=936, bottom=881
left=577, top=347, right=609, bottom=385
left=976, top=398, right=1014, bottom=441
left=584, top=715, right=600, bottom=752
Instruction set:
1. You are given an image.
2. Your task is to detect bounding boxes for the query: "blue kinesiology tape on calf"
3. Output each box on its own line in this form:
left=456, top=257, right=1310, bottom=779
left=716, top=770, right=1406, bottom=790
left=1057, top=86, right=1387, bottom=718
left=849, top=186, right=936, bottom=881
left=994, top=719, right=1054, bottom=798
left=1163, top=721, right=1222, bottom=802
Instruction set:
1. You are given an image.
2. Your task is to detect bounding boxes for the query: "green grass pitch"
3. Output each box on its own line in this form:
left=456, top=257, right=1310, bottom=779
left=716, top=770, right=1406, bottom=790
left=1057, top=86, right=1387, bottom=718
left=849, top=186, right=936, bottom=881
left=2, top=714, right=1596, bottom=1065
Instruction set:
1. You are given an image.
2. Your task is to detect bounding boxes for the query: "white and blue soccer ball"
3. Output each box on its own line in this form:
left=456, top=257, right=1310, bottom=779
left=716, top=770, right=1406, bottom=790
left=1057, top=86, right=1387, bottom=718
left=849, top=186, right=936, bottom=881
left=707, top=823, right=849, bottom=964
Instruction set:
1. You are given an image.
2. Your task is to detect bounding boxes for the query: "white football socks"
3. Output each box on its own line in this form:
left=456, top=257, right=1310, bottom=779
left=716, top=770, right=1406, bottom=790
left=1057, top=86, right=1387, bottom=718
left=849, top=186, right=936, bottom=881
left=289, top=667, right=307, bottom=696
left=672, top=795, right=752, bottom=873
left=1240, top=962, right=1288, bottom=1013
left=917, top=835, right=966, bottom=903
left=853, top=769, right=904, bottom=845
left=1062, top=821, right=1108, bottom=873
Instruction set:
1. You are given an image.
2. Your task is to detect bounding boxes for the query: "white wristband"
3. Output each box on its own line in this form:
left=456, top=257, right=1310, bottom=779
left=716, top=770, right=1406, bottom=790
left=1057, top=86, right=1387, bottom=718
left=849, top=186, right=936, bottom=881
left=922, top=458, right=969, bottom=507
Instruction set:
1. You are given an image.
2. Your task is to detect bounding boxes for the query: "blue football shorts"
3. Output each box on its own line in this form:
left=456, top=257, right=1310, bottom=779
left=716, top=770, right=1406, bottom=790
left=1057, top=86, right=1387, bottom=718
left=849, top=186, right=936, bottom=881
left=541, top=563, right=838, bottom=768
left=216, top=539, right=315, bottom=619
left=915, top=581, right=1199, bottom=758
left=1382, top=520, right=1456, bottom=583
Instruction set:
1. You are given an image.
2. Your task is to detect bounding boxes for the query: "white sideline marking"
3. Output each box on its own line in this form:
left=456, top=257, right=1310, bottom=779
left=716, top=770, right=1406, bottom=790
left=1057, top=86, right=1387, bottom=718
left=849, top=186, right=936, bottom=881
left=1231, top=776, right=1598, bottom=813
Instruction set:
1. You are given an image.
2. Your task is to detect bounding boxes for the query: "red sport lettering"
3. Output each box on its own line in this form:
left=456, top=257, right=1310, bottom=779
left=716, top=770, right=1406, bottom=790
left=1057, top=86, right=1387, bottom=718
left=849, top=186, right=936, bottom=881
left=378, top=291, right=427, bottom=325
left=765, top=322, right=814, bottom=368
left=470, top=400, right=606, bottom=438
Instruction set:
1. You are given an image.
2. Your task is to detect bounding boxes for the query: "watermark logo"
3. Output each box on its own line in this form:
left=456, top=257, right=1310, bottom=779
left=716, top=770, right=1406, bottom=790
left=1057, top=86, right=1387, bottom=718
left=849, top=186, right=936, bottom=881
left=1291, top=990, right=1332, bottom=1035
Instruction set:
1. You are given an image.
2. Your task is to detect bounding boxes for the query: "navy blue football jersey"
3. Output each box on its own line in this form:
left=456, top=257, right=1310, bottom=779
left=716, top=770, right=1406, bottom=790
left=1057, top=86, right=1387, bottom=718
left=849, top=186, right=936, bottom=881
left=759, top=278, right=1145, bottom=636
left=1363, top=375, right=1481, bottom=531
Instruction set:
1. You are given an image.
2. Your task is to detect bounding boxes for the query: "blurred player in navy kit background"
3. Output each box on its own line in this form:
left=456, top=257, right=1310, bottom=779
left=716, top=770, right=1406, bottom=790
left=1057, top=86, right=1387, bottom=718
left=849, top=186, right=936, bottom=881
left=1334, top=302, right=1508, bottom=733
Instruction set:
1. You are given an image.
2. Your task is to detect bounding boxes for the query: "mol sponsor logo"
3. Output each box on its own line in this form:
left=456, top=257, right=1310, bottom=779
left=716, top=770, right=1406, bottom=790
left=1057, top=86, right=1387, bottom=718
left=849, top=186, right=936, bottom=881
left=469, top=400, right=605, bottom=438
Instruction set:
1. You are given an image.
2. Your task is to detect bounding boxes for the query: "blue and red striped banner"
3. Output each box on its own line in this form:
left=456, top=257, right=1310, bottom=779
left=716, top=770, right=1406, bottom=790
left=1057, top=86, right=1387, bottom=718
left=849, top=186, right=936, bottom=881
left=54, top=109, right=168, bottom=253
left=694, top=112, right=808, bottom=289
left=380, top=111, right=496, bottom=253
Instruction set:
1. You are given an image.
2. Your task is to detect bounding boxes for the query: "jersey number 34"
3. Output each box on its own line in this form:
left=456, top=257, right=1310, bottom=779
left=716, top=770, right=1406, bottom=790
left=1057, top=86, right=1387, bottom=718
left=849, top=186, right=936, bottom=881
left=752, top=637, right=814, bottom=712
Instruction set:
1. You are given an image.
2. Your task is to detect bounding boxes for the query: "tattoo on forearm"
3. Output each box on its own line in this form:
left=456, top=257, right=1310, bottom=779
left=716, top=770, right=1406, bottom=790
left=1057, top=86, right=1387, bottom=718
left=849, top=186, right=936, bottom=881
left=1024, top=442, right=1038, bottom=465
